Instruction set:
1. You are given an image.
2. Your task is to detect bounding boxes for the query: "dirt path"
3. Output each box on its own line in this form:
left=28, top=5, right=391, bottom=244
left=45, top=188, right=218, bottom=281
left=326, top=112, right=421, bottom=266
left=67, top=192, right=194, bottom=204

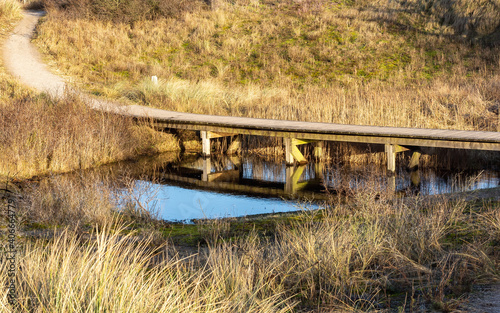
left=2, top=10, right=141, bottom=115
left=3, top=11, right=66, bottom=98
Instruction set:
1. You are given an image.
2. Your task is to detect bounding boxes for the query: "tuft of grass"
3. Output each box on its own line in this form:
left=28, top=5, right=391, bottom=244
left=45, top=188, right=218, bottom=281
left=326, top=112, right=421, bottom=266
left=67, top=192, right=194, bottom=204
left=0, top=0, right=21, bottom=19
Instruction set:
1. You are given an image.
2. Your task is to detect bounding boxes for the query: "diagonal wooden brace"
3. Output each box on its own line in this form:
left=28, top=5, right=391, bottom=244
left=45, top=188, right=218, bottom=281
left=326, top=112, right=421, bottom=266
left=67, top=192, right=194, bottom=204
left=284, top=138, right=319, bottom=165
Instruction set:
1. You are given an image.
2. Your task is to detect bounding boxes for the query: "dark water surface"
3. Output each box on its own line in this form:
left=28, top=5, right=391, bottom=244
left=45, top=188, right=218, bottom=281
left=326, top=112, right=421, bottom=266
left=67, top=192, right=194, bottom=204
left=110, top=152, right=499, bottom=222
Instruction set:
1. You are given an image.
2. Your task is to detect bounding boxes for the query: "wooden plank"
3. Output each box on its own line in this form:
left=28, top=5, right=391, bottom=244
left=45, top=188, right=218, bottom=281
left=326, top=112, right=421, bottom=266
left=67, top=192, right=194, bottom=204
left=121, top=106, right=500, bottom=151
left=126, top=105, right=499, bottom=143
left=159, top=122, right=500, bottom=151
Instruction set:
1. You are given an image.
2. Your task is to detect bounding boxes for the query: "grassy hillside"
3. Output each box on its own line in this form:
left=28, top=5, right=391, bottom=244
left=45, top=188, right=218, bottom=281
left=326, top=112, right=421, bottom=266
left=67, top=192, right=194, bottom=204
left=0, top=0, right=179, bottom=180
left=35, top=0, right=500, bottom=130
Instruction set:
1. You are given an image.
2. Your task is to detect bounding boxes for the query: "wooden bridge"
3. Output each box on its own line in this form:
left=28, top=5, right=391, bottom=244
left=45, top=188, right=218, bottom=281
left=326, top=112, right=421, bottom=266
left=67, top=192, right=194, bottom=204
left=5, top=11, right=500, bottom=174
left=122, top=104, right=500, bottom=172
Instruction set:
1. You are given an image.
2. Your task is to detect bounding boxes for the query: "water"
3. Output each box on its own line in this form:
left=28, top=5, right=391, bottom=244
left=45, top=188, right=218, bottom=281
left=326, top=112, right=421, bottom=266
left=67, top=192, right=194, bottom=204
left=114, top=153, right=499, bottom=222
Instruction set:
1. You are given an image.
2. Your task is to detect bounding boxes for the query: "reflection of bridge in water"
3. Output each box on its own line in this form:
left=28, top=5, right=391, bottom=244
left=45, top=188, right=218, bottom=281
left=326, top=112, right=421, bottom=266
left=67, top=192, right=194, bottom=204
left=149, top=155, right=427, bottom=201
left=155, top=155, right=330, bottom=201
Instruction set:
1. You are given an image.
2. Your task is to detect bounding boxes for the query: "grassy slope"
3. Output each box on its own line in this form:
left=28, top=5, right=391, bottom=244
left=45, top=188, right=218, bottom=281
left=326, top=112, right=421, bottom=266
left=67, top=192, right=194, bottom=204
left=0, top=3, right=180, bottom=180
left=34, top=0, right=500, bottom=130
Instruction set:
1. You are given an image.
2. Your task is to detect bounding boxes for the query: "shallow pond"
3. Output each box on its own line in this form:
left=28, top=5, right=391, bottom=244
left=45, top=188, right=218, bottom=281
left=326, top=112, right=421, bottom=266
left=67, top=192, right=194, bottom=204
left=113, top=152, right=499, bottom=222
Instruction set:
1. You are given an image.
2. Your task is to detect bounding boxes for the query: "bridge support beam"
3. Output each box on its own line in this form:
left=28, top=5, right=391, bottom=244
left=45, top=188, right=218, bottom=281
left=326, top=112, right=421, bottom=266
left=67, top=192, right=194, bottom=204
left=314, top=141, right=324, bottom=161
left=201, top=131, right=210, bottom=157
left=385, top=144, right=410, bottom=173
left=201, top=131, right=241, bottom=157
left=202, top=157, right=211, bottom=182
left=285, top=138, right=320, bottom=165
left=285, top=165, right=306, bottom=194
left=409, top=151, right=421, bottom=170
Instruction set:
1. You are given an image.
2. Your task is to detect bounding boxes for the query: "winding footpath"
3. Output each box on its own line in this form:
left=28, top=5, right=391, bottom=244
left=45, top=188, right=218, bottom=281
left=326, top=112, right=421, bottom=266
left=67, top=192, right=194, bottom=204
left=3, top=11, right=132, bottom=114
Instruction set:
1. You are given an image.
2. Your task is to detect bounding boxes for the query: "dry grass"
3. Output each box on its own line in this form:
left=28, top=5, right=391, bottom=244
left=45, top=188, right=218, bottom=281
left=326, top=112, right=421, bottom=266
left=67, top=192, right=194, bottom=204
left=0, top=222, right=294, bottom=312
left=0, top=2, right=498, bottom=311
left=0, top=2, right=181, bottom=181
left=1, top=175, right=498, bottom=311
left=0, top=0, right=21, bottom=19
left=0, top=93, right=180, bottom=179
left=34, top=0, right=500, bottom=131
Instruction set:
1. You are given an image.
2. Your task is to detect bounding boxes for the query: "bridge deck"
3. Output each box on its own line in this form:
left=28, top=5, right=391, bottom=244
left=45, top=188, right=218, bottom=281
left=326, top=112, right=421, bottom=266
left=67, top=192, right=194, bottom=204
left=122, top=105, right=500, bottom=151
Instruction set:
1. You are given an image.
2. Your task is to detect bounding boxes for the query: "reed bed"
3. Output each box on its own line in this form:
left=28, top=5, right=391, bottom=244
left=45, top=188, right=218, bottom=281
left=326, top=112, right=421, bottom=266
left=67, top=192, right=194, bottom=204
left=0, top=92, right=180, bottom=179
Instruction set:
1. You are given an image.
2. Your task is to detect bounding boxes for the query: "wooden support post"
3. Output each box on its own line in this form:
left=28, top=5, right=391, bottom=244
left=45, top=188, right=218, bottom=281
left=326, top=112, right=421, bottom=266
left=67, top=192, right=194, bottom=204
left=385, top=144, right=396, bottom=173
left=384, top=144, right=409, bottom=173
left=314, top=162, right=324, bottom=180
left=284, top=138, right=309, bottom=166
left=409, top=151, right=421, bottom=170
left=201, top=131, right=211, bottom=157
left=284, top=138, right=294, bottom=165
left=285, top=165, right=306, bottom=194
left=201, top=131, right=240, bottom=156
left=387, top=175, right=396, bottom=193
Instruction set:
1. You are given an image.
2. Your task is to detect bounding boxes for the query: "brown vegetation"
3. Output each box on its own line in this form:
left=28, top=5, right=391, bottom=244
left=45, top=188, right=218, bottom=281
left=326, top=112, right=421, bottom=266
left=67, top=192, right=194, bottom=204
left=0, top=2, right=499, bottom=312
left=2, top=171, right=499, bottom=311
left=0, top=3, right=180, bottom=180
